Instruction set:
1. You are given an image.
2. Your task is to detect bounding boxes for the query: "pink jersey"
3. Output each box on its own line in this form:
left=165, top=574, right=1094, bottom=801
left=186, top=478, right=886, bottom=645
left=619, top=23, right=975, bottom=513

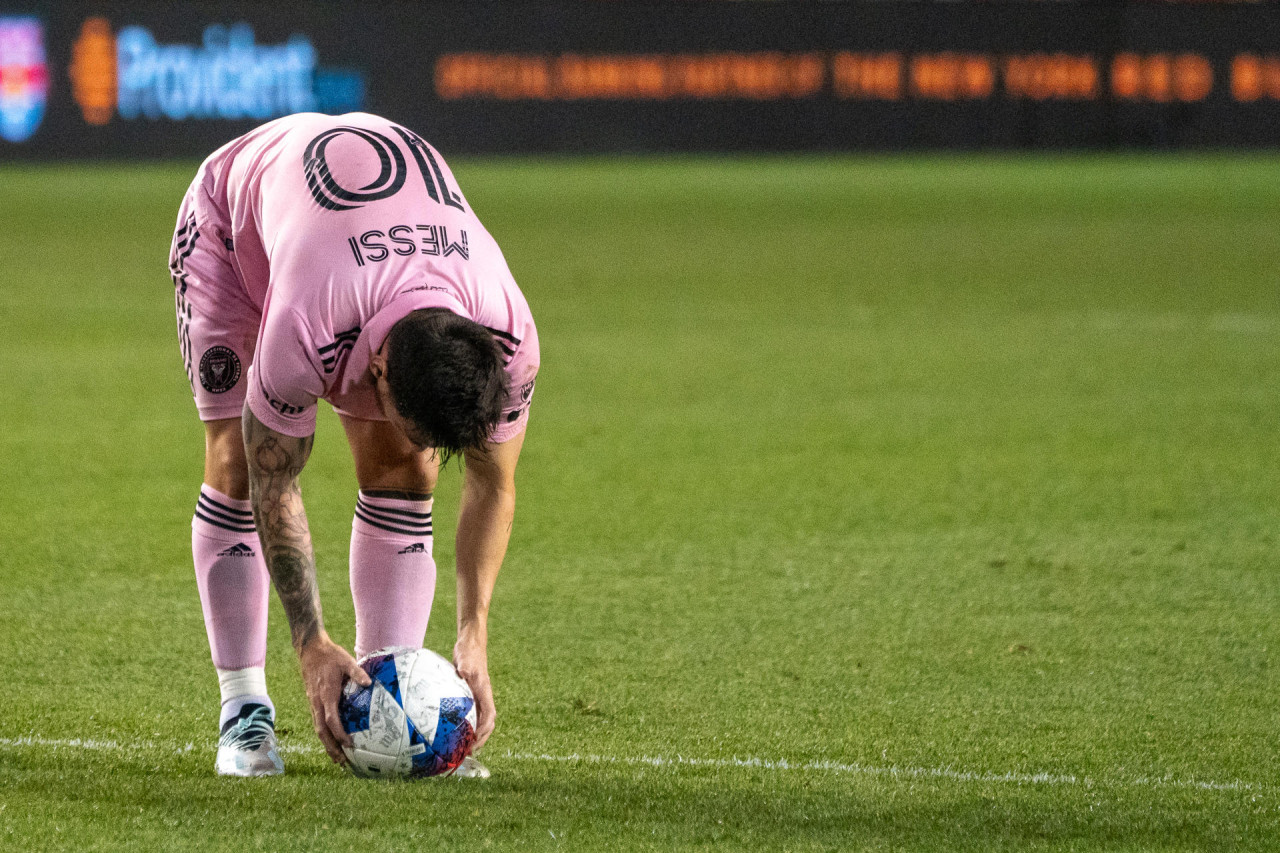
left=189, top=112, right=538, bottom=441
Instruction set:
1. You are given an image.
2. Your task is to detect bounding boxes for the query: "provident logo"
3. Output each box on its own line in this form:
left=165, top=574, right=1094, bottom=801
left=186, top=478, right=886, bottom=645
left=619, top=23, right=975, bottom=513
left=68, top=17, right=366, bottom=125
left=0, top=17, right=49, bottom=142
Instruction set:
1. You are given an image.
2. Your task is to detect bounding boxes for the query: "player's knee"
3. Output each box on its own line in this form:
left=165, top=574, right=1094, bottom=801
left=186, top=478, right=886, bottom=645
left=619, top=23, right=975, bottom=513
left=373, top=455, right=437, bottom=496
left=350, top=455, right=436, bottom=496
left=209, top=445, right=249, bottom=490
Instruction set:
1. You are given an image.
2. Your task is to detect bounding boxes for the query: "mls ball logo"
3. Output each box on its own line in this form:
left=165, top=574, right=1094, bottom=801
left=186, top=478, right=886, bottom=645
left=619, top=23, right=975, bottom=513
left=0, top=17, right=49, bottom=143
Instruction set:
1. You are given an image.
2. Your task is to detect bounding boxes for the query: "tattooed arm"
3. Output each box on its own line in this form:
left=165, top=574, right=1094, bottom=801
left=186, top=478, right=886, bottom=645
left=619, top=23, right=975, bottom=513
left=241, top=406, right=320, bottom=646
left=242, top=405, right=370, bottom=764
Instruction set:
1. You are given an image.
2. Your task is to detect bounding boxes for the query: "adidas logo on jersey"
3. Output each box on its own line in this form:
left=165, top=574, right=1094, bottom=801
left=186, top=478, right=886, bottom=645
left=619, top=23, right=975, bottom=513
left=397, top=543, right=426, bottom=554
left=217, top=543, right=256, bottom=558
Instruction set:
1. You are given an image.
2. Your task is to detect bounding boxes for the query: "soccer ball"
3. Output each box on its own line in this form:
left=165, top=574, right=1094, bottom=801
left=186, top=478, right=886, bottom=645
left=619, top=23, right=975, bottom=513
left=339, top=646, right=477, bottom=778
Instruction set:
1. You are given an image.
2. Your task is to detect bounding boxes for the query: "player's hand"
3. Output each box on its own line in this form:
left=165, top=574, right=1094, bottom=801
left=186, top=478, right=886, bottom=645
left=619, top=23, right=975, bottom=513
left=298, top=633, right=372, bottom=764
left=453, top=633, right=495, bottom=751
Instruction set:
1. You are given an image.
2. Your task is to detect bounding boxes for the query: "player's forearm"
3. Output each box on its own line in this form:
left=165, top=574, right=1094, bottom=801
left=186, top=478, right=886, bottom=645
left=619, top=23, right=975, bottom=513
left=242, top=407, right=325, bottom=651
left=257, top=486, right=324, bottom=651
left=455, top=476, right=515, bottom=636
left=456, top=433, right=525, bottom=640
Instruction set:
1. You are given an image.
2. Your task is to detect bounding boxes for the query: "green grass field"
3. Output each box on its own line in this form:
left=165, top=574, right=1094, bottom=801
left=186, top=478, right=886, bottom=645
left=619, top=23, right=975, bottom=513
left=3, top=154, right=1280, bottom=851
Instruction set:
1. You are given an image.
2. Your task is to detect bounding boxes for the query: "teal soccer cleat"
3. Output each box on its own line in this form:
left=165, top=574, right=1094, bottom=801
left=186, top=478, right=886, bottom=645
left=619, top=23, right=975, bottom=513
left=215, top=703, right=284, bottom=777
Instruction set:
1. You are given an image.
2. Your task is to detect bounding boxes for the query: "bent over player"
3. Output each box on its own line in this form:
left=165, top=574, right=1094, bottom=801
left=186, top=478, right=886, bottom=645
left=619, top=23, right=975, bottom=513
left=169, top=112, right=539, bottom=776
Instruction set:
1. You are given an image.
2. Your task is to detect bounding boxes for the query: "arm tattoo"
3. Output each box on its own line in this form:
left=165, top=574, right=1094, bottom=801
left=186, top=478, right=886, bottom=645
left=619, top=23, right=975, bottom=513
left=243, top=407, right=322, bottom=651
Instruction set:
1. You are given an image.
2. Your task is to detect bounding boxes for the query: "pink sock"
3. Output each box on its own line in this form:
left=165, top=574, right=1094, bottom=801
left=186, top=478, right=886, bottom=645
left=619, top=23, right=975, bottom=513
left=350, top=491, right=437, bottom=658
left=192, top=485, right=269, bottom=670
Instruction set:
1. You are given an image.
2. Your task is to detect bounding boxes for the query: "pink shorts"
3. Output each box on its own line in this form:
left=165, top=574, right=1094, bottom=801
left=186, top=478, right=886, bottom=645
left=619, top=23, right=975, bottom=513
left=169, top=176, right=261, bottom=423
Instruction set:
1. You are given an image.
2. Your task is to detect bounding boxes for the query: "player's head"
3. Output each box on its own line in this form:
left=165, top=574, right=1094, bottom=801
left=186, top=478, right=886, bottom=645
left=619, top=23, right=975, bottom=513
left=371, top=308, right=508, bottom=460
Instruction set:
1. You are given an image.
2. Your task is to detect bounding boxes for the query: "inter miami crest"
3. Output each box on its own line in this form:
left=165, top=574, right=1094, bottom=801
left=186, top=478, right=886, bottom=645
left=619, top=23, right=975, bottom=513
left=199, top=346, right=242, bottom=394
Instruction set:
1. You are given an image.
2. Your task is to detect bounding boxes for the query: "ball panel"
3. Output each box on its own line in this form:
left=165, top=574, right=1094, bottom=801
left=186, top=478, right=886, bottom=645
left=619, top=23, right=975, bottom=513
left=367, top=681, right=410, bottom=755
left=339, top=679, right=372, bottom=734
left=345, top=681, right=409, bottom=779
left=365, top=652, right=402, bottom=703
left=428, top=695, right=476, bottom=775
left=344, top=746, right=400, bottom=778
left=399, top=652, right=443, bottom=742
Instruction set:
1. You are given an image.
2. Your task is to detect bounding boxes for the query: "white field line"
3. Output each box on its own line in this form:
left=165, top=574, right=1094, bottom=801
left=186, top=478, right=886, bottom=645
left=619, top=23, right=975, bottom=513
left=0, top=735, right=1263, bottom=794
left=1, top=735, right=198, bottom=754
left=500, top=751, right=1262, bottom=794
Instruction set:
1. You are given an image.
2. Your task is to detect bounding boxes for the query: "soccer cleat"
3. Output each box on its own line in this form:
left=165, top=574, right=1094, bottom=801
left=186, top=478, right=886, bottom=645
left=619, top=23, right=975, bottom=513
left=215, top=703, right=284, bottom=777
left=452, top=755, right=490, bottom=779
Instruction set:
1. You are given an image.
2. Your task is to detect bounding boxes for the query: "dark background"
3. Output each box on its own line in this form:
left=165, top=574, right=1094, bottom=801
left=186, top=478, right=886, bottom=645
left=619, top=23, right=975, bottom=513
left=4, top=1, right=1280, bottom=159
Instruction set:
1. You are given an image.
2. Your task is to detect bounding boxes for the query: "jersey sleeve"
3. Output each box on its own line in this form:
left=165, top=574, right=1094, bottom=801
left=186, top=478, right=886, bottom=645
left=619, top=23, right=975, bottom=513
left=488, top=319, right=539, bottom=445
left=245, top=307, right=325, bottom=437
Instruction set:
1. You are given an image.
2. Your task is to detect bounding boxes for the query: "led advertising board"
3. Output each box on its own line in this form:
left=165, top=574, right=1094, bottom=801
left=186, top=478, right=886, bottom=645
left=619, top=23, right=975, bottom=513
left=4, top=1, right=1280, bottom=158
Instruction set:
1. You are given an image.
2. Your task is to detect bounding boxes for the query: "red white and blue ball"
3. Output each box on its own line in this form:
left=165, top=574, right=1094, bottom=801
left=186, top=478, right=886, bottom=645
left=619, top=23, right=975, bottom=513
left=339, top=646, right=477, bottom=778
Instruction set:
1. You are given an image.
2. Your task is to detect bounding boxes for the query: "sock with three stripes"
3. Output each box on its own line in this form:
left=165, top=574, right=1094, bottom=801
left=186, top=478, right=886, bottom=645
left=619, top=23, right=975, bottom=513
left=350, top=491, right=437, bottom=658
left=192, top=485, right=270, bottom=679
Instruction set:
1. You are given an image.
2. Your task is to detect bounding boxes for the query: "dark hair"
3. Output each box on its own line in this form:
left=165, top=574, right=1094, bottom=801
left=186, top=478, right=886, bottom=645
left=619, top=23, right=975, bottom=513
left=384, top=308, right=508, bottom=460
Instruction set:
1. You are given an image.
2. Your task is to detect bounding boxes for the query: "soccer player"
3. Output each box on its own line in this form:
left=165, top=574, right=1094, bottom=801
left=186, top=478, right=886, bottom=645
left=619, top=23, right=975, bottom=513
left=169, top=112, right=538, bottom=777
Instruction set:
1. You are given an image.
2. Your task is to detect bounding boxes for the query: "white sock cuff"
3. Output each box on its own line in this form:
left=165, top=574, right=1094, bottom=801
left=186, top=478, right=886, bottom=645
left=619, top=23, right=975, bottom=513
left=217, top=666, right=268, bottom=705
left=354, top=491, right=433, bottom=539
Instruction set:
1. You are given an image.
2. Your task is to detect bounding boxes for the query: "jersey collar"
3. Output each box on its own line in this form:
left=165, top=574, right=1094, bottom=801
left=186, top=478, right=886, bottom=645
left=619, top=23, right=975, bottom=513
left=339, top=288, right=469, bottom=398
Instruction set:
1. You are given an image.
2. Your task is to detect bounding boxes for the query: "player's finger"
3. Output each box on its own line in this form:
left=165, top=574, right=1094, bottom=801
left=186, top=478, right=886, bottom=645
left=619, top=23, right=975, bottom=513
left=473, top=689, right=495, bottom=750
left=324, top=693, right=353, bottom=750
left=476, top=689, right=494, bottom=724
left=318, top=726, right=344, bottom=764
left=311, top=697, right=344, bottom=763
left=347, top=659, right=372, bottom=687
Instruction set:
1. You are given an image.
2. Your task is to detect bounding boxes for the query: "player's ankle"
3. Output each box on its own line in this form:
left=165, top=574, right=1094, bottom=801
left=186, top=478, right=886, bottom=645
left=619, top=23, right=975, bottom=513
left=216, top=666, right=273, bottom=728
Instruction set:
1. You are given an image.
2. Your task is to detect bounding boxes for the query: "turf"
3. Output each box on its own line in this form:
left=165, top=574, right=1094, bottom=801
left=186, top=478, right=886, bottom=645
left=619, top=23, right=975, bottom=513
left=2, top=154, right=1280, bottom=851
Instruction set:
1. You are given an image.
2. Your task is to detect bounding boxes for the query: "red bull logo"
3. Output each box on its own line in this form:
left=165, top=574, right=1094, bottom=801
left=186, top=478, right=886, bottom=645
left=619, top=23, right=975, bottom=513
left=0, top=16, right=48, bottom=143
